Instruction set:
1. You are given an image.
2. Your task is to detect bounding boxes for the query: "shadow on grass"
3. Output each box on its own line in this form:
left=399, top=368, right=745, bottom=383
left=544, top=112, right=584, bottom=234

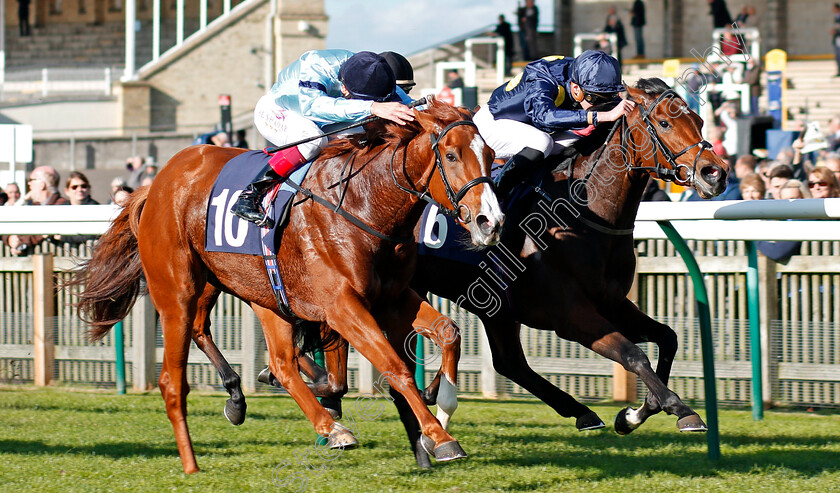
left=0, top=439, right=176, bottom=459
left=478, top=429, right=840, bottom=481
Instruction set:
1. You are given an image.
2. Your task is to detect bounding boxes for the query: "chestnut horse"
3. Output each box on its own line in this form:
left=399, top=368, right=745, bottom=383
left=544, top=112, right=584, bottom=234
left=284, top=78, right=730, bottom=463
left=71, top=100, right=503, bottom=473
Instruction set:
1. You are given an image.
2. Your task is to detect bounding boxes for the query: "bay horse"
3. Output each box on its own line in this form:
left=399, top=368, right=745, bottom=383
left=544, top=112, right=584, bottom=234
left=284, top=78, right=730, bottom=463
left=71, top=99, right=503, bottom=473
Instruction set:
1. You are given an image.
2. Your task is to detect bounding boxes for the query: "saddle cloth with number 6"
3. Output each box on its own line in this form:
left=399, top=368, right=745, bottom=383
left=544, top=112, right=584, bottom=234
left=205, top=150, right=312, bottom=254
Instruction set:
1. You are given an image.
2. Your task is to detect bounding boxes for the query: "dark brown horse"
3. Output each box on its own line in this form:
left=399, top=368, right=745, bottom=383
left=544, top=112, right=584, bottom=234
left=71, top=100, right=503, bottom=473
left=412, top=77, right=729, bottom=435
left=287, top=78, right=730, bottom=462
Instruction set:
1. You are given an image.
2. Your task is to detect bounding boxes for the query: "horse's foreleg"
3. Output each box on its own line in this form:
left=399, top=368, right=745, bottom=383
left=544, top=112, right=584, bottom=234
left=485, top=316, right=604, bottom=430
left=190, top=283, right=247, bottom=425
left=314, top=332, right=349, bottom=419
left=605, top=299, right=699, bottom=433
left=252, top=305, right=357, bottom=449
left=332, top=289, right=465, bottom=462
left=579, top=305, right=705, bottom=435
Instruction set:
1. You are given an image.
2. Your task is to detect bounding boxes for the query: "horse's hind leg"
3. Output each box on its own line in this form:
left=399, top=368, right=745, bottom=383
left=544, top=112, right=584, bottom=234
left=606, top=299, right=705, bottom=434
left=252, top=304, right=358, bottom=449
left=408, top=299, right=460, bottom=431
left=190, top=283, right=247, bottom=425
left=144, top=262, right=203, bottom=473
left=484, top=316, right=604, bottom=431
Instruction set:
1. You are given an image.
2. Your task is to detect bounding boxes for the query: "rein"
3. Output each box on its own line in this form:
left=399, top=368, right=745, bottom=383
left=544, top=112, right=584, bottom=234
left=544, top=88, right=713, bottom=236
left=283, top=118, right=490, bottom=243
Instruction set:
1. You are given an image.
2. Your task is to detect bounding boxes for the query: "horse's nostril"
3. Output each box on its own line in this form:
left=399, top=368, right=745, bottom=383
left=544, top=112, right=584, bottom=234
left=476, top=214, right=494, bottom=236
left=701, top=165, right=721, bottom=181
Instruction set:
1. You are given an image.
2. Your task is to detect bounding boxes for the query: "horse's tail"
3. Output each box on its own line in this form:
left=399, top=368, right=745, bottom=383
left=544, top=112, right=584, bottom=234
left=68, top=186, right=150, bottom=341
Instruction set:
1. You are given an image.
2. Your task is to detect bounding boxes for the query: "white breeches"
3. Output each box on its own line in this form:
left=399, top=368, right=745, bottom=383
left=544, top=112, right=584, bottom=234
left=473, top=106, right=581, bottom=160
left=253, top=94, right=327, bottom=161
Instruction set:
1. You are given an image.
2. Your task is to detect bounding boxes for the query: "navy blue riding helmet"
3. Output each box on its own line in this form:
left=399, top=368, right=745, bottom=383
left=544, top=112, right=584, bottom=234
left=570, top=50, right=624, bottom=104
left=339, top=51, right=399, bottom=102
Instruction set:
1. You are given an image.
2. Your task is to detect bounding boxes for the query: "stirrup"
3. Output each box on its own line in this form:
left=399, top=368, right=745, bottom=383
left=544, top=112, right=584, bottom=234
left=252, top=213, right=275, bottom=229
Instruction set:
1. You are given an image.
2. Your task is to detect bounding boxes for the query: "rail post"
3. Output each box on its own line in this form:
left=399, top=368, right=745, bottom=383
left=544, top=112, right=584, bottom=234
left=33, top=254, right=55, bottom=387
left=657, top=221, right=720, bottom=461
left=114, top=320, right=126, bottom=394
left=745, top=241, right=763, bottom=420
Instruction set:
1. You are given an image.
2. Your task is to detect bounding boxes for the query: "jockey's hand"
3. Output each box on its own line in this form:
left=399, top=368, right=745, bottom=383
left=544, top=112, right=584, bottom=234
left=371, top=102, right=415, bottom=125
left=598, top=99, right=636, bottom=122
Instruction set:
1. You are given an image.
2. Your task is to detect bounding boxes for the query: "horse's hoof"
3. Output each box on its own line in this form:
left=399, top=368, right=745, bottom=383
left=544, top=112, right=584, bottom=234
left=677, top=414, right=707, bottom=432
left=414, top=438, right=433, bottom=469
left=420, top=434, right=436, bottom=457
left=420, top=435, right=466, bottom=462
left=421, top=386, right=438, bottom=406
left=576, top=411, right=605, bottom=431
left=432, top=440, right=467, bottom=462
left=327, top=422, right=358, bottom=449
left=614, top=407, right=636, bottom=435
left=257, top=367, right=280, bottom=388
left=223, top=399, right=246, bottom=426
left=320, top=397, right=342, bottom=420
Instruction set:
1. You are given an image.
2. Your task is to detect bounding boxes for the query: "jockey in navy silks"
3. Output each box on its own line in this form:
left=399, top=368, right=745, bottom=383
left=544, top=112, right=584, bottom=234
left=231, top=49, right=414, bottom=226
left=473, top=49, right=636, bottom=198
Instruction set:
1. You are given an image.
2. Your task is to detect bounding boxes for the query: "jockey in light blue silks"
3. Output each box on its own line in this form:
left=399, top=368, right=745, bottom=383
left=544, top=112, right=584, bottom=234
left=473, top=50, right=636, bottom=198
left=231, top=49, right=414, bottom=227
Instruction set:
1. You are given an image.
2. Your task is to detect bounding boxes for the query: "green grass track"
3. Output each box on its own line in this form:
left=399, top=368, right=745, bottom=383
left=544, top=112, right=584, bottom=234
left=1, top=387, right=839, bottom=492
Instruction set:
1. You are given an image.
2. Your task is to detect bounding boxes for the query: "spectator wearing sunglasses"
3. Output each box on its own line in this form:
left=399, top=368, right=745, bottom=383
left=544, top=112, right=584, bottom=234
left=474, top=50, right=635, bottom=199
left=64, top=171, right=98, bottom=206
left=807, top=166, right=840, bottom=199
left=53, top=171, right=100, bottom=246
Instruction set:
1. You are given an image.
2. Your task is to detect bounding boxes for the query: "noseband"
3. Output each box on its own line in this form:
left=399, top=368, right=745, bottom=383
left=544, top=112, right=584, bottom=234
left=391, top=119, right=494, bottom=224
left=626, top=90, right=713, bottom=185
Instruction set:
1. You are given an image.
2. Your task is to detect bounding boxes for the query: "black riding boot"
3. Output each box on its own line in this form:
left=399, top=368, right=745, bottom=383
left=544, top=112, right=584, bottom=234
left=230, top=163, right=282, bottom=228
left=493, top=147, right=544, bottom=201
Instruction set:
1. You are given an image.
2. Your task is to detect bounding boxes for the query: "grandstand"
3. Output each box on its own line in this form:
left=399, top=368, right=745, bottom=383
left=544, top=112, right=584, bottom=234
left=1, top=0, right=839, bottom=201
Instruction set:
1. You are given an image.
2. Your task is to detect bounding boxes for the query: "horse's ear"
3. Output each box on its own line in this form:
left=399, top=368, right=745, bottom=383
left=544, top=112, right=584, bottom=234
left=625, top=85, right=646, bottom=105
left=620, top=83, right=630, bottom=101
left=415, top=107, right=440, bottom=134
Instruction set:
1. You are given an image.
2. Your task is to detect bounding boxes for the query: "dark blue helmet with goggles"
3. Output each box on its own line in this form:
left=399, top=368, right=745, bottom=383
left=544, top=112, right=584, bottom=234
left=571, top=50, right=623, bottom=95
left=339, top=51, right=399, bottom=102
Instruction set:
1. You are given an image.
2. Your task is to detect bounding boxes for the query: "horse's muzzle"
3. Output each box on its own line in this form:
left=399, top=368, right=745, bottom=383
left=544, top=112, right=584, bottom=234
left=694, top=163, right=727, bottom=198
left=472, top=213, right=503, bottom=246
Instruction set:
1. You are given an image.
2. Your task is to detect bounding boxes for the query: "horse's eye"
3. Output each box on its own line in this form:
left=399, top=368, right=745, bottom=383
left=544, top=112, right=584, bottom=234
left=445, top=152, right=457, bottom=162
left=659, top=120, right=670, bottom=129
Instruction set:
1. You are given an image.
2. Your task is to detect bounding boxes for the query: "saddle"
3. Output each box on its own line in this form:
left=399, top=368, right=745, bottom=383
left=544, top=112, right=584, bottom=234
left=205, top=149, right=313, bottom=318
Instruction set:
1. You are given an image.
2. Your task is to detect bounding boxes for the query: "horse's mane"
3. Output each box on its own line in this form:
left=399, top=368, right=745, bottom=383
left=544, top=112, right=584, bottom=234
left=633, top=77, right=672, bottom=95
left=319, top=99, right=470, bottom=160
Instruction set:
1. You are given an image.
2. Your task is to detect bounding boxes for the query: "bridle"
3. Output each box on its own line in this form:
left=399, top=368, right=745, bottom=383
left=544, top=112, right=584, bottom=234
left=284, top=118, right=493, bottom=243
left=625, top=90, right=714, bottom=185
left=391, top=119, right=494, bottom=224
left=551, top=88, right=714, bottom=236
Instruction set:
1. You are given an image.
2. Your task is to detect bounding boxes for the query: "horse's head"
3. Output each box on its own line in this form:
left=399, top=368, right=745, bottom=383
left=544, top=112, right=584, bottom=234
left=412, top=100, right=504, bottom=246
left=624, top=78, right=729, bottom=198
